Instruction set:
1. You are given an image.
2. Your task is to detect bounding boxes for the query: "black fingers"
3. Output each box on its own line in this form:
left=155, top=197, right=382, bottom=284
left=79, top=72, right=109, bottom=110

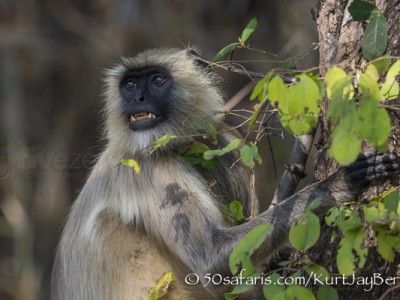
left=344, top=152, right=399, bottom=186
left=346, top=152, right=396, bottom=171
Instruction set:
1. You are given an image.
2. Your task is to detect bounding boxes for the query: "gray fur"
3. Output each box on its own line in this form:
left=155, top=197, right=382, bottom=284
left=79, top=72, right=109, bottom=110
left=51, top=48, right=398, bottom=300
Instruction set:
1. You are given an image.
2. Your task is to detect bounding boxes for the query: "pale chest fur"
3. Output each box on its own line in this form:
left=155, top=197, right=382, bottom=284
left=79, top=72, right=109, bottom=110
left=96, top=214, right=205, bottom=300
left=55, top=150, right=219, bottom=299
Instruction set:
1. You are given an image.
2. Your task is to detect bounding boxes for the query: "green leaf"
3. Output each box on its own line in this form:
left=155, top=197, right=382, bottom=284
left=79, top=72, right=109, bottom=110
left=337, top=242, right=356, bottom=275
left=306, top=264, right=330, bottom=282
left=381, top=79, right=399, bottom=100
left=315, top=77, right=326, bottom=99
left=189, top=156, right=218, bottom=169
left=328, top=102, right=361, bottom=165
left=240, top=142, right=262, bottom=168
left=287, top=74, right=321, bottom=115
left=336, top=210, right=362, bottom=231
left=365, top=64, right=379, bottom=82
left=183, top=153, right=220, bottom=170
left=247, top=103, right=264, bottom=131
left=327, top=90, right=354, bottom=126
left=330, top=76, right=354, bottom=102
left=212, top=42, right=240, bottom=62
left=224, top=276, right=259, bottom=300
left=280, top=114, right=315, bottom=136
left=362, top=203, right=387, bottom=225
left=361, top=15, right=388, bottom=61
left=203, top=139, right=241, bottom=160
left=240, top=18, right=258, bottom=44
left=185, top=141, right=209, bottom=154
left=325, top=66, right=354, bottom=102
left=258, top=72, right=273, bottom=103
left=376, top=227, right=399, bottom=262
left=279, top=74, right=321, bottom=135
left=337, top=229, right=367, bottom=275
left=229, top=200, right=244, bottom=222
left=325, top=66, right=347, bottom=93
left=250, top=71, right=272, bottom=101
left=330, top=231, right=338, bottom=243
left=386, top=60, right=400, bottom=81
left=150, top=135, right=177, bottom=155
left=120, top=159, right=141, bottom=174
left=317, top=286, right=339, bottom=300
left=149, top=271, right=174, bottom=300
left=285, top=285, right=316, bottom=300
left=325, top=207, right=341, bottom=227
left=224, top=273, right=261, bottom=300
left=358, top=72, right=381, bottom=101
left=381, top=61, right=400, bottom=100
left=289, top=211, right=320, bottom=251
left=229, top=224, right=273, bottom=276
left=181, top=142, right=219, bottom=169
left=348, top=0, right=379, bottom=21
left=263, top=273, right=286, bottom=300
left=384, top=191, right=400, bottom=214
left=202, top=122, right=218, bottom=145
left=372, top=55, right=392, bottom=73
left=268, top=75, right=288, bottom=107
left=358, top=98, right=391, bottom=147
left=308, top=198, right=322, bottom=210
left=201, top=159, right=220, bottom=170
left=250, top=77, right=267, bottom=101
left=329, top=131, right=361, bottom=166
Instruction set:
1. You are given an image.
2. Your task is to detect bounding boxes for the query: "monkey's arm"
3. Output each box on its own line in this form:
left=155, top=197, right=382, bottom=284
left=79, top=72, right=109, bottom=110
left=231, top=152, right=398, bottom=265
left=155, top=152, right=397, bottom=288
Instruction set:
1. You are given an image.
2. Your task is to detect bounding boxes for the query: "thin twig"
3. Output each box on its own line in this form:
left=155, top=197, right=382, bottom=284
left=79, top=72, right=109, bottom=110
left=267, top=135, right=278, bottom=180
left=377, top=284, right=400, bottom=300
left=380, top=103, right=400, bottom=111
left=194, top=55, right=298, bottom=83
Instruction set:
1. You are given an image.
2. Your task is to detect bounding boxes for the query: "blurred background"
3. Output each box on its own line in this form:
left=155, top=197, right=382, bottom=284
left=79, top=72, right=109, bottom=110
left=0, top=1, right=318, bottom=299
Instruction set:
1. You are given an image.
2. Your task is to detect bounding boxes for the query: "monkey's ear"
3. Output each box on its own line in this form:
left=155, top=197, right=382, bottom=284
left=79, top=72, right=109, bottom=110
left=187, top=48, right=212, bottom=72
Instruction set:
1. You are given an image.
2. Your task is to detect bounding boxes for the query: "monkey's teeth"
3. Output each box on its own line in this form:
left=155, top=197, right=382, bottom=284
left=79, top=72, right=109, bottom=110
left=130, top=113, right=157, bottom=122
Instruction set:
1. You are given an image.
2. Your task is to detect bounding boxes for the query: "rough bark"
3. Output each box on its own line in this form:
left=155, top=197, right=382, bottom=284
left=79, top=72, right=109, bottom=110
left=306, top=0, right=400, bottom=299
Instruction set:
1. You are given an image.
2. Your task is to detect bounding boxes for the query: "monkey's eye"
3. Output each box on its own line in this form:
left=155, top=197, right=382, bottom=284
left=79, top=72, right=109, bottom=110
left=151, top=75, right=166, bottom=86
left=124, top=80, right=136, bottom=91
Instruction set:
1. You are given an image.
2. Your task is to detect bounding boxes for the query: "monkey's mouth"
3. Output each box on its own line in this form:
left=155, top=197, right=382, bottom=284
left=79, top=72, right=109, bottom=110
left=130, top=112, right=159, bottom=122
left=128, top=112, right=163, bottom=130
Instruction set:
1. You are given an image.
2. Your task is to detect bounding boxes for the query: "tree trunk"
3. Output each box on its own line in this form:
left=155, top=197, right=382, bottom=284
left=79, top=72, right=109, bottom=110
left=307, top=0, right=400, bottom=298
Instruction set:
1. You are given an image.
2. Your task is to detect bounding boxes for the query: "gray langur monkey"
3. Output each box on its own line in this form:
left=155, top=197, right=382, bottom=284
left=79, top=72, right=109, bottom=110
left=51, top=48, right=398, bottom=300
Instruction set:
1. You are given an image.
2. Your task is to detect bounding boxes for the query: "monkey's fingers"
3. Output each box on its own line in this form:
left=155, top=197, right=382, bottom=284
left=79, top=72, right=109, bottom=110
left=346, top=152, right=396, bottom=171
left=349, top=164, right=398, bottom=183
left=345, top=154, right=398, bottom=185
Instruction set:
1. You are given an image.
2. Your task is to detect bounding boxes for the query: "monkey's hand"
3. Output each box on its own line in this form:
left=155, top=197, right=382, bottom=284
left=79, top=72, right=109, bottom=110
left=344, top=152, right=398, bottom=186
left=326, top=152, right=399, bottom=204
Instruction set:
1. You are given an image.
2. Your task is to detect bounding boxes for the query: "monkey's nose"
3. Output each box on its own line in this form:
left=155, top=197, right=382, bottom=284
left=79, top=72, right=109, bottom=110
left=133, top=96, right=145, bottom=103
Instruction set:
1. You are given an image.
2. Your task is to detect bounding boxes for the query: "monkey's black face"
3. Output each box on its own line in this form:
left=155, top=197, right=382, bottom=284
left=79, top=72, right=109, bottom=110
left=119, top=67, right=173, bottom=131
